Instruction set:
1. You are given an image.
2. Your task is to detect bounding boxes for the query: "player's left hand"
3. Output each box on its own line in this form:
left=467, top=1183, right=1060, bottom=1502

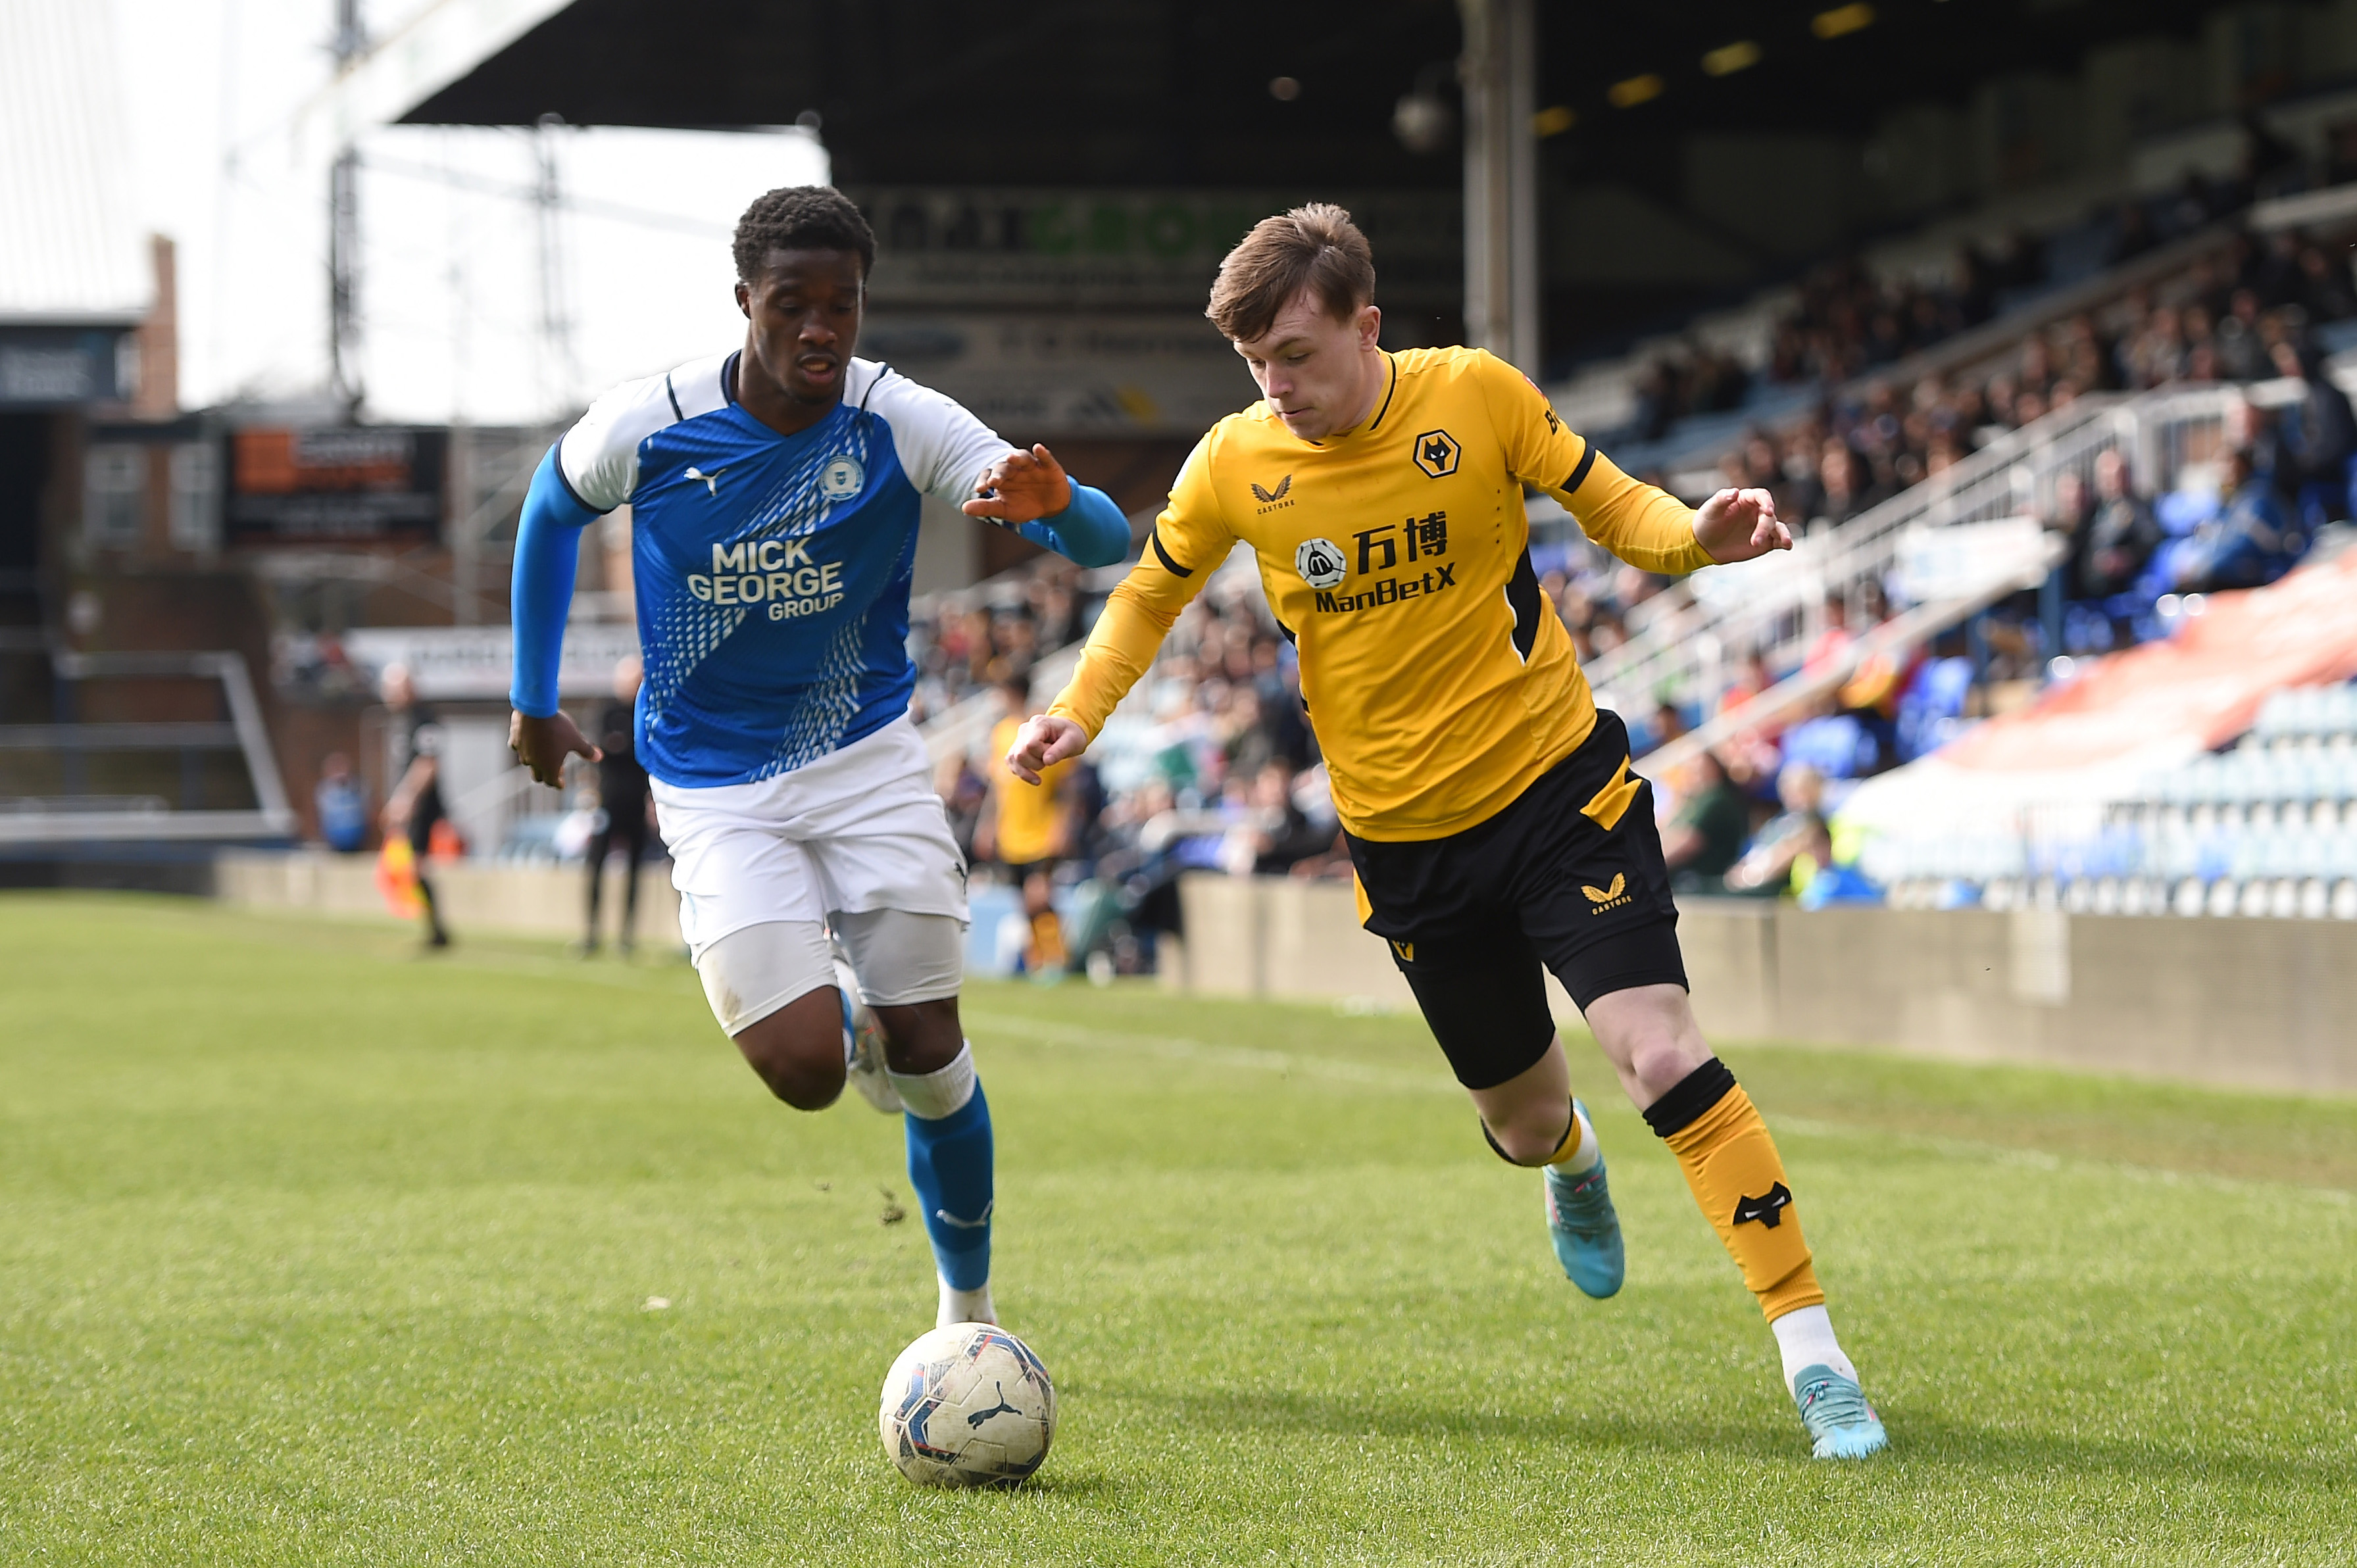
left=963, top=444, right=1073, bottom=526
left=1692, top=487, right=1793, bottom=564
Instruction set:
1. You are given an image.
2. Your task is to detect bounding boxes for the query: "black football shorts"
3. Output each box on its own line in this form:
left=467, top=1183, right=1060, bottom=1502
left=1345, top=709, right=1689, bottom=1090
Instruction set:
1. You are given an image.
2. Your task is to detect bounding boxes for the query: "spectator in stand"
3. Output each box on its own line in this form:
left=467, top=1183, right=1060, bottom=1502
left=1814, top=442, right=1866, bottom=529
left=582, top=655, right=652, bottom=957
left=936, top=751, right=987, bottom=866
left=314, top=751, right=368, bottom=853
left=1222, top=758, right=1329, bottom=877
left=1802, top=592, right=1855, bottom=676
left=1649, top=699, right=1687, bottom=756
left=2078, top=450, right=2164, bottom=600
left=2171, top=447, right=2296, bottom=591
left=2270, top=339, right=2357, bottom=527
left=1660, top=750, right=1751, bottom=895
left=2046, top=468, right=2096, bottom=585
left=1724, top=763, right=1835, bottom=898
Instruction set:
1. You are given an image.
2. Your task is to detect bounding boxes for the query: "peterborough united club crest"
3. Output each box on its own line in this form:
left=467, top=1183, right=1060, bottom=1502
left=1295, top=537, right=1348, bottom=589
left=818, top=454, right=864, bottom=499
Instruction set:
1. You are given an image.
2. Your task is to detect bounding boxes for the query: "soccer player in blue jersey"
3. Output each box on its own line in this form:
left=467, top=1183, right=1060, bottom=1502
left=506, top=187, right=1131, bottom=1329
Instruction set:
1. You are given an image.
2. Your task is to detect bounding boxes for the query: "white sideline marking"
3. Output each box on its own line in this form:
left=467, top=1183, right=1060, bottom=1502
left=961, top=1011, right=1464, bottom=1098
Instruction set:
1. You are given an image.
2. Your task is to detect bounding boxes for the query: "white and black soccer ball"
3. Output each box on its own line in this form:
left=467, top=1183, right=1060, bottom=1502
left=878, top=1322, right=1056, bottom=1488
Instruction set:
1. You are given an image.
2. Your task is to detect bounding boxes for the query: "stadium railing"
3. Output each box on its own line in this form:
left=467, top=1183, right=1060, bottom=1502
left=1584, top=376, right=2280, bottom=727
left=0, top=650, right=295, bottom=846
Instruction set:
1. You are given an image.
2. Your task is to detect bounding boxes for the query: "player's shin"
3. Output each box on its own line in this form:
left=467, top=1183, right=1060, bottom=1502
left=1643, top=1057, right=1823, bottom=1323
left=889, top=1040, right=996, bottom=1327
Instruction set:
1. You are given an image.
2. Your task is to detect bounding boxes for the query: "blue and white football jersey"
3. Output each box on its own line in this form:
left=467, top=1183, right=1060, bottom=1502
left=557, top=351, right=1012, bottom=788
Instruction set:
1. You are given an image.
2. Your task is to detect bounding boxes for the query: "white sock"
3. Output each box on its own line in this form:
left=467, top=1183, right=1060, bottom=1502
left=1770, top=1304, right=1858, bottom=1392
left=1547, top=1102, right=1602, bottom=1176
left=939, top=1277, right=997, bottom=1329
left=889, top=1040, right=977, bottom=1121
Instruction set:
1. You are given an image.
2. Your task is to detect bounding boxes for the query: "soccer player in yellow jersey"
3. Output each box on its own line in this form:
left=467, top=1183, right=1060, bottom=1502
left=1000, top=205, right=1887, bottom=1459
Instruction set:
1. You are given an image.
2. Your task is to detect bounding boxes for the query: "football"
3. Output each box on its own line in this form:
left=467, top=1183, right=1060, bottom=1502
left=878, top=1322, right=1057, bottom=1488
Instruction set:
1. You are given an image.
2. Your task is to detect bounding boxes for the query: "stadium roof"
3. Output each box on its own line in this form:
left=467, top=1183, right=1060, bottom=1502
left=0, top=0, right=149, bottom=324
left=390, top=0, right=2240, bottom=188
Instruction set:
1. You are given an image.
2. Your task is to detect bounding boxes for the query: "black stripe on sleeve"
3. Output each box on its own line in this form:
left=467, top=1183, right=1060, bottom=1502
left=663, top=374, right=685, bottom=422
left=1505, top=548, right=1543, bottom=662
left=1561, top=440, right=1599, bottom=498
left=1147, top=525, right=1194, bottom=577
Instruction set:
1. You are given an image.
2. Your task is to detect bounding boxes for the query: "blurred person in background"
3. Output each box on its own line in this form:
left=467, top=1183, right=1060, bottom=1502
left=2171, top=447, right=2296, bottom=591
left=1724, top=764, right=1834, bottom=898
left=583, top=656, right=652, bottom=956
left=379, top=663, right=452, bottom=949
left=2078, top=450, right=2162, bottom=600
left=935, top=751, right=988, bottom=865
left=1660, top=750, right=1750, bottom=895
left=2270, top=339, right=2357, bottom=529
left=314, top=751, right=368, bottom=854
left=979, top=675, right=1077, bottom=972
left=1220, top=758, right=1329, bottom=876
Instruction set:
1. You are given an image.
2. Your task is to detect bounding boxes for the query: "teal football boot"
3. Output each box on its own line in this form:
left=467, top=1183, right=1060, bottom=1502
left=1542, top=1104, right=1625, bottom=1298
left=1793, top=1364, right=1889, bottom=1459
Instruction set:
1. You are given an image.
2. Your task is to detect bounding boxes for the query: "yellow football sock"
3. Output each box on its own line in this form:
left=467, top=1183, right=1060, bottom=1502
left=1647, top=1060, right=1824, bottom=1322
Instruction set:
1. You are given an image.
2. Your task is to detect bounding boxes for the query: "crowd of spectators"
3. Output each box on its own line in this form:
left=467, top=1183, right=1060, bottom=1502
left=937, top=247, right=2357, bottom=967
left=1714, top=231, right=2357, bottom=556
left=904, top=560, right=1098, bottom=728
left=931, top=156, right=2357, bottom=960
left=1622, top=134, right=2318, bottom=442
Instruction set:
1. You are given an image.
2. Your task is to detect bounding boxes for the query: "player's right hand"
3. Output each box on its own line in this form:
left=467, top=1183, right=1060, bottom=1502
left=509, top=708, right=601, bottom=788
left=1005, top=713, right=1087, bottom=785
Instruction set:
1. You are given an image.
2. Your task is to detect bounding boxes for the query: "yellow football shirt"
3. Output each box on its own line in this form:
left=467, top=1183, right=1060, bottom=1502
left=1047, top=346, right=1715, bottom=843
left=987, top=713, right=1071, bottom=863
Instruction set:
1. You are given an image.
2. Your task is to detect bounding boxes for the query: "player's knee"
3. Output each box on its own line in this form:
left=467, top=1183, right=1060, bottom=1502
left=732, top=997, right=846, bottom=1111
left=874, top=996, right=963, bottom=1073
left=1483, top=1111, right=1568, bottom=1167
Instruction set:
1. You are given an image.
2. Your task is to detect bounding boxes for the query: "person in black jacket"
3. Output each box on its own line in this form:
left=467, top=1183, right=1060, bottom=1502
left=2077, top=450, right=2164, bottom=600
left=380, top=663, right=451, bottom=949
left=583, top=656, right=653, bottom=955
left=2270, top=339, right=2357, bottom=532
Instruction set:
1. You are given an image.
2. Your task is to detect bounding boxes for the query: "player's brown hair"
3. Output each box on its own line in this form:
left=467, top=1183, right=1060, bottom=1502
left=1204, top=203, right=1376, bottom=343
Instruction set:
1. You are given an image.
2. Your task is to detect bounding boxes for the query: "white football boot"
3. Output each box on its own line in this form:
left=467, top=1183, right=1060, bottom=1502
left=834, top=952, right=901, bottom=1114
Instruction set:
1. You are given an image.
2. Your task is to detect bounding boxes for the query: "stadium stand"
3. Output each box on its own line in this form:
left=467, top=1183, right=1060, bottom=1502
left=933, top=182, right=2357, bottom=970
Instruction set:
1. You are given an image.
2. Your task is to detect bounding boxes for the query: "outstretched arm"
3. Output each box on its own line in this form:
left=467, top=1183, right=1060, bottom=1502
left=1476, top=351, right=1788, bottom=572
left=962, top=444, right=1132, bottom=567
left=1012, top=433, right=1231, bottom=780
left=507, top=445, right=603, bottom=786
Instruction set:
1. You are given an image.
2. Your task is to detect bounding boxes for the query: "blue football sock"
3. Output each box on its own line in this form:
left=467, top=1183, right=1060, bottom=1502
left=904, top=1082, right=993, bottom=1290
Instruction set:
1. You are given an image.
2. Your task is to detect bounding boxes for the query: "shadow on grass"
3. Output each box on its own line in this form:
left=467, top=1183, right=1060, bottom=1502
left=1140, top=1385, right=2348, bottom=1491
left=1002, top=1469, right=1122, bottom=1500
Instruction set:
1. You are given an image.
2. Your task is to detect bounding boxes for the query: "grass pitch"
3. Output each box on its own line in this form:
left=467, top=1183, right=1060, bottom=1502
left=3, top=894, right=2354, bottom=1566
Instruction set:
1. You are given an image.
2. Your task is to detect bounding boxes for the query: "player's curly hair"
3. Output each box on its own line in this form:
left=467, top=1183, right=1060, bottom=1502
left=1206, top=203, right=1376, bottom=343
left=732, top=185, right=876, bottom=283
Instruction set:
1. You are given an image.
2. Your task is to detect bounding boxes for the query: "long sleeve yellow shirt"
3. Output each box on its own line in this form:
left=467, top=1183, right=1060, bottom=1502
left=1048, top=346, right=1715, bottom=842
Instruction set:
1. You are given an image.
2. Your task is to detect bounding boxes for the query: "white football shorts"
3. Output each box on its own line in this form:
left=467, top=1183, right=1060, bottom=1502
left=653, top=715, right=970, bottom=1032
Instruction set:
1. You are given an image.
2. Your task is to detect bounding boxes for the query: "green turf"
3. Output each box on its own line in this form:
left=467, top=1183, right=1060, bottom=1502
left=3, top=893, right=2354, bottom=1565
